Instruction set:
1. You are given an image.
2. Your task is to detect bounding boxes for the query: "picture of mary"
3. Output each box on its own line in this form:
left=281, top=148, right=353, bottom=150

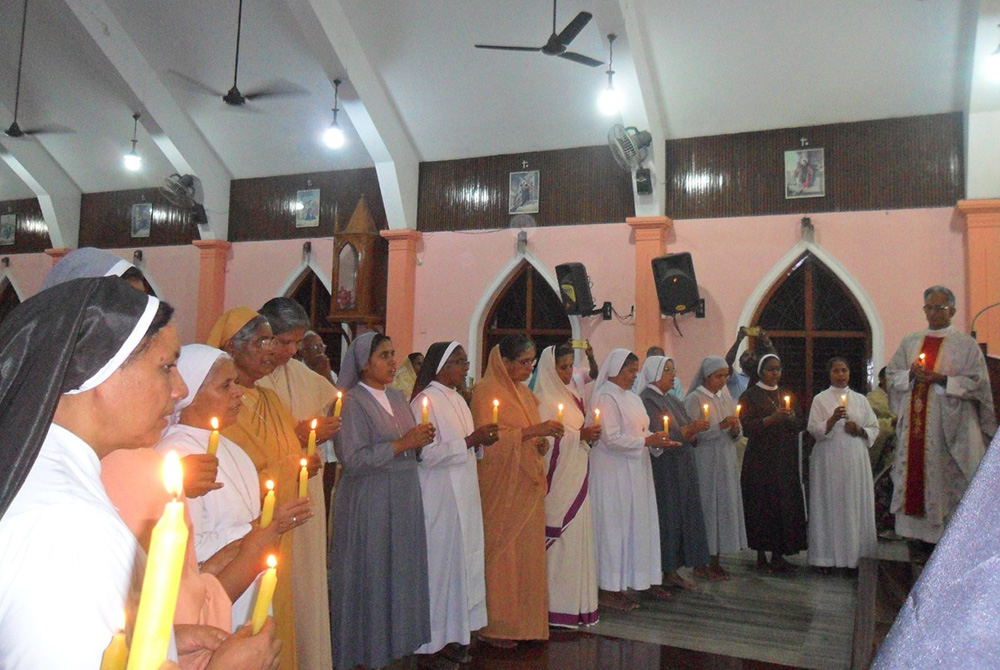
left=784, top=148, right=825, bottom=199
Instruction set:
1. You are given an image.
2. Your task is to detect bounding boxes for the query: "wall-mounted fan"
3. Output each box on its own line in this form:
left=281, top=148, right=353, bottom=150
left=475, top=0, right=603, bottom=68
left=608, top=124, right=654, bottom=194
left=160, top=174, right=208, bottom=224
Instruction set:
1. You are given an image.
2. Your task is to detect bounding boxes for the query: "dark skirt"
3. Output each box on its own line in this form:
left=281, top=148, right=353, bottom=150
left=651, top=445, right=711, bottom=572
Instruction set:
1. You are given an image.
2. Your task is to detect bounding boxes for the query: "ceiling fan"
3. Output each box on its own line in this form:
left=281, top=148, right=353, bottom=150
left=475, top=0, right=604, bottom=68
left=4, top=0, right=69, bottom=138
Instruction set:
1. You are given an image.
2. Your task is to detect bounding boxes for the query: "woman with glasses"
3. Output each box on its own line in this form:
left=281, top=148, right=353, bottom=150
left=409, top=342, right=498, bottom=665
left=470, top=335, right=564, bottom=648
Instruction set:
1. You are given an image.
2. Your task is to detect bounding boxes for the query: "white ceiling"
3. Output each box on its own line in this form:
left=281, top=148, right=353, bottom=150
left=0, top=0, right=983, bottom=204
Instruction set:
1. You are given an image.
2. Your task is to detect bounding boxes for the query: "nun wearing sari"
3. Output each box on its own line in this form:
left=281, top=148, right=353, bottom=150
left=208, top=307, right=311, bottom=670
left=329, top=332, right=433, bottom=669
left=470, top=335, right=564, bottom=645
left=410, top=342, right=496, bottom=661
left=684, top=356, right=747, bottom=579
left=534, top=344, right=600, bottom=627
left=638, top=356, right=710, bottom=588
left=589, top=349, right=677, bottom=611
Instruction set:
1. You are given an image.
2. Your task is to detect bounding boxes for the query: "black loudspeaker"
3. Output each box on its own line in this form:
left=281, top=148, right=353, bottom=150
left=555, top=263, right=595, bottom=315
left=651, top=252, right=702, bottom=316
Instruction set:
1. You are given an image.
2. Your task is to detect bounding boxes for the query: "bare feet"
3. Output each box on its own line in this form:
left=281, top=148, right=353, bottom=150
left=644, top=585, right=674, bottom=601
left=694, top=565, right=729, bottom=581
left=599, top=589, right=639, bottom=612
left=666, top=572, right=698, bottom=590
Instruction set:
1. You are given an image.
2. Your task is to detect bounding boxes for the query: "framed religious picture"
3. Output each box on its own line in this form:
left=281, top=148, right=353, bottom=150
left=784, top=148, right=825, bottom=199
left=509, top=170, right=540, bottom=214
left=0, top=214, right=15, bottom=246
left=131, top=203, right=152, bottom=238
left=296, top=189, right=321, bottom=228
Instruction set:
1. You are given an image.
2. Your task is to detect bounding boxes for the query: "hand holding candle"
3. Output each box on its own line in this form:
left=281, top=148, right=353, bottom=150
left=126, top=452, right=188, bottom=670
left=100, top=611, right=128, bottom=670
left=306, top=418, right=317, bottom=456
left=333, top=391, right=343, bottom=417
left=492, top=399, right=499, bottom=423
left=260, top=480, right=275, bottom=528
left=298, top=459, right=308, bottom=498
left=250, top=555, right=278, bottom=635
left=207, top=417, right=220, bottom=457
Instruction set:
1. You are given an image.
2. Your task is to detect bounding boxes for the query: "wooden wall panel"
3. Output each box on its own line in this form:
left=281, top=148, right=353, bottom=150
left=79, top=188, right=200, bottom=248
left=418, top=145, right=634, bottom=231
left=0, top=199, right=50, bottom=254
left=665, top=112, right=964, bottom=219
left=228, top=167, right=388, bottom=241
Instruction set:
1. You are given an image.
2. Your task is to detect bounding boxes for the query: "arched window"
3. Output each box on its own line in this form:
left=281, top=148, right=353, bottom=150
left=0, top=278, right=20, bottom=327
left=481, top=261, right=571, bottom=372
left=752, top=253, right=871, bottom=412
left=288, top=268, right=344, bottom=374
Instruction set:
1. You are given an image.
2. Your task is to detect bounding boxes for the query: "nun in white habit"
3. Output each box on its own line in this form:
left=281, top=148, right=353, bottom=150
left=410, top=342, right=497, bottom=662
left=588, top=348, right=677, bottom=611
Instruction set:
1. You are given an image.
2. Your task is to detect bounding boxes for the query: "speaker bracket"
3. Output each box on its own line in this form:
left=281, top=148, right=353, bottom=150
left=583, top=301, right=613, bottom=320
left=695, top=299, right=705, bottom=318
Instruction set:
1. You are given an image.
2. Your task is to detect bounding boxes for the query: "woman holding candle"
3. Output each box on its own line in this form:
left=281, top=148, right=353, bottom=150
left=329, top=332, right=435, bottom=669
left=470, top=335, right=565, bottom=647
left=638, top=355, right=711, bottom=590
left=683, top=356, right=746, bottom=581
left=806, top=357, right=879, bottom=571
left=739, top=353, right=807, bottom=572
left=409, top=342, right=498, bottom=664
left=534, top=343, right=602, bottom=628
left=589, top=349, right=680, bottom=613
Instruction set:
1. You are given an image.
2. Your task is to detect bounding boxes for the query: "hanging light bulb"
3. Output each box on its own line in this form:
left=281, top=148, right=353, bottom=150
left=598, top=34, right=623, bottom=116
left=323, top=79, right=346, bottom=149
left=122, top=112, right=142, bottom=171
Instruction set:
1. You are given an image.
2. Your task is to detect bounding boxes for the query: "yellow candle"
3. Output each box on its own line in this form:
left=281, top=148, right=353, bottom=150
left=333, top=391, right=343, bottom=418
left=662, top=415, right=669, bottom=433
left=703, top=403, right=710, bottom=421
left=784, top=395, right=791, bottom=410
left=306, top=418, right=317, bottom=457
left=841, top=394, right=848, bottom=408
left=593, top=408, right=600, bottom=424
left=736, top=403, right=742, bottom=419
left=557, top=403, right=564, bottom=423
left=298, top=459, right=308, bottom=498
left=100, top=611, right=128, bottom=670
left=126, top=452, right=188, bottom=670
left=421, top=396, right=429, bottom=424
left=492, top=399, right=499, bottom=423
left=260, top=480, right=275, bottom=528
left=207, top=417, right=219, bottom=457
left=250, top=555, right=278, bottom=635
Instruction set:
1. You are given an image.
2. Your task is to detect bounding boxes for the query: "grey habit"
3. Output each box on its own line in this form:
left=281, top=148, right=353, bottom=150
left=639, top=385, right=710, bottom=573
left=329, top=333, right=430, bottom=669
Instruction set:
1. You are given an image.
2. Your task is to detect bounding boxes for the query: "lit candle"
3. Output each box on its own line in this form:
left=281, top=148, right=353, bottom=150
left=100, top=611, right=128, bottom=670
left=557, top=403, right=564, bottom=423
left=260, top=480, right=275, bottom=528
left=126, top=452, right=188, bottom=670
left=422, top=396, right=429, bottom=424
left=918, top=353, right=926, bottom=366
left=306, top=418, right=317, bottom=457
left=593, top=408, right=600, bottom=425
left=663, top=415, right=669, bottom=433
left=841, top=394, right=848, bottom=408
left=736, top=403, right=742, bottom=419
left=333, top=391, right=343, bottom=418
left=250, top=555, right=278, bottom=635
left=703, top=403, right=710, bottom=421
left=207, top=417, right=219, bottom=457
left=298, top=459, right=309, bottom=498
left=492, top=399, right=499, bottom=423
left=784, top=395, right=791, bottom=410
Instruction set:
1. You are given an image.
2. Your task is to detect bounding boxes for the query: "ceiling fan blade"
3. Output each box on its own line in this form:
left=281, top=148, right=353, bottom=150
left=559, top=51, right=604, bottom=67
left=243, top=79, right=310, bottom=101
left=167, top=70, right=226, bottom=98
left=556, top=11, right=591, bottom=46
left=475, top=44, right=542, bottom=52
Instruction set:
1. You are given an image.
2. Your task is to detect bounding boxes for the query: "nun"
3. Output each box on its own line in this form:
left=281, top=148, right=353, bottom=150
left=0, top=279, right=280, bottom=669
left=588, top=348, right=678, bottom=612
left=684, top=356, right=747, bottom=580
left=329, top=332, right=435, bottom=670
left=638, top=355, right=711, bottom=590
left=410, top=342, right=497, bottom=664
left=41, top=246, right=145, bottom=292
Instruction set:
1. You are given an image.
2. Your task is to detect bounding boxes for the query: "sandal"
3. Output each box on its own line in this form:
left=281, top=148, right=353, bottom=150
left=694, top=565, right=727, bottom=581
left=666, top=573, right=698, bottom=590
left=645, top=585, right=674, bottom=601
left=598, top=590, right=640, bottom=612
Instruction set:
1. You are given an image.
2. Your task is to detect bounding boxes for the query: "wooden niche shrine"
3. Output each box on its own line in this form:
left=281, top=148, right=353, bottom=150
left=329, top=197, right=388, bottom=327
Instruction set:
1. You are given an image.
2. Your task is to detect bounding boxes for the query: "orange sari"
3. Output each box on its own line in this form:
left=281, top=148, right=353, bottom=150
left=470, top=346, right=549, bottom=640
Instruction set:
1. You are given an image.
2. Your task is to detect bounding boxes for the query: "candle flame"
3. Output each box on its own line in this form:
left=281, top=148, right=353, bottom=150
left=703, top=404, right=709, bottom=412
left=266, top=480, right=274, bottom=492
left=493, top=399, right=499, bottom=408
left=300, top=458, right=307, bottom=467
left=163, top=451, right=183, bottom=498
left=558, top=403, right=564, bottom=411
left=594, top=409, right=600, bottom=418
left=422, top=397, right=429, bottom=408
left=117, top=609, right=126, bottom=632
left=210, top=416, right=219, bottom=430
left=311, top=418, right=317, bottom=430
left=337, top=391, right=343, bottom=400
left=266, top=554, right=277, bottom=569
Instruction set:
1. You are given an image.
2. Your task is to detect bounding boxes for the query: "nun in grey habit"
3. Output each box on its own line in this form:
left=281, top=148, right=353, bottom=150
left=329, top=332, right=434, bottom=669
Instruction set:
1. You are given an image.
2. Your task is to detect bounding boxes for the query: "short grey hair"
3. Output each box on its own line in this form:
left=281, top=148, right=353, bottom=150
left=924, top=285, right=956, bottom=308
left=304, top=330, right=321, bottom=339
left=259, top=297, right=310, bottom=335
left=229, top=315, right=269, bottom=352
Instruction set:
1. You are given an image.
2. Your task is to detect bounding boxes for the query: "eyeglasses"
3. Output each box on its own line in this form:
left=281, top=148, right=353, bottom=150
left=250, top=336, right=275, bottom=351
left=514, top=356, right=536, bottom=368
left=300, top=343, right=327, bottom=354
left=447, top=358, right=471, bottom=368
left=923, top=304, right=951, bottom=313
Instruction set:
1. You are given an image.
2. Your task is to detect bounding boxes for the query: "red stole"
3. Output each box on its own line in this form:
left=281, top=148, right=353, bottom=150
left=903, top=335, right=945, bottom=516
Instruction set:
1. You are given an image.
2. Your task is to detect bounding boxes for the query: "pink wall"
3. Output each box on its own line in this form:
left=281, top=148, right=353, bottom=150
left=224, top=238, right=335, bottom=313
left=2, top=252, right=53, bottom=300
left=412, top=207, right=966, bottom=387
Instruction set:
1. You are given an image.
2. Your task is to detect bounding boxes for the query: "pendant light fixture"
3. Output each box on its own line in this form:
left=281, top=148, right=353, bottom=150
left=323, top=79, right=346, bottom=149
left=123, top=112, right=142, bottom=171
left=597, top=34, right=623, bottom=116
